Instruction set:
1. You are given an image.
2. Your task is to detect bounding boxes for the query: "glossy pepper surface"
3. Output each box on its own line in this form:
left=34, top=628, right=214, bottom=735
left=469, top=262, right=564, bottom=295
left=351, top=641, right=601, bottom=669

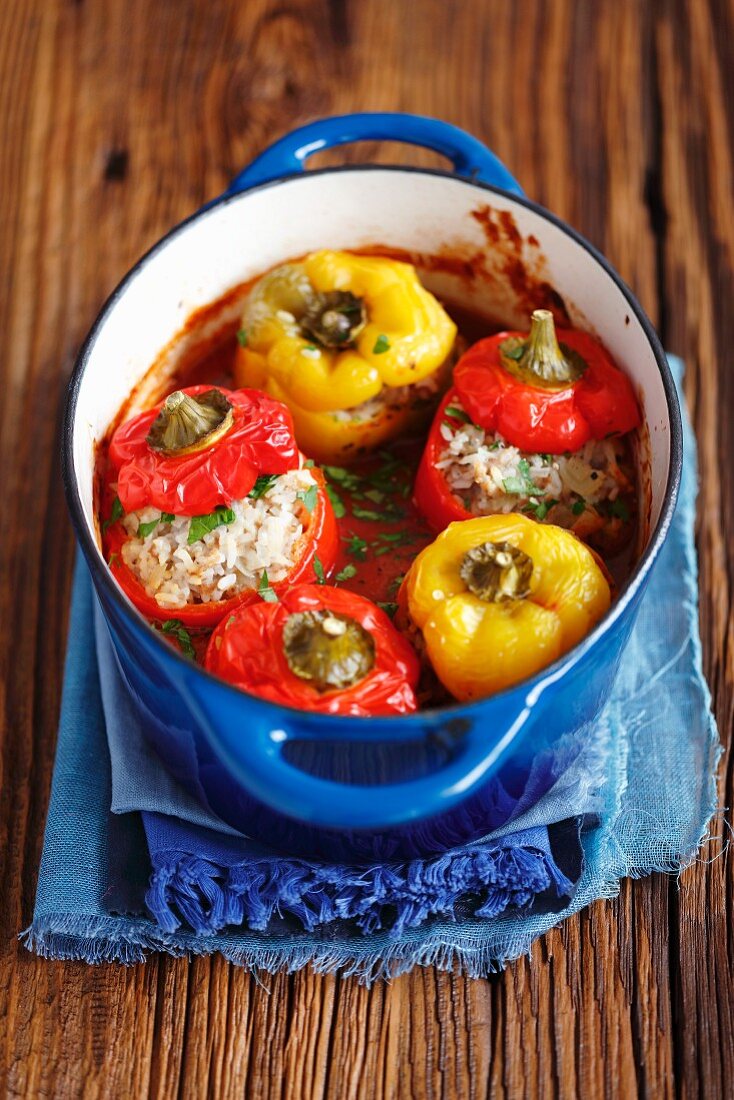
left=451, top=310, right=640, bottom=455
left=234, top=251, right=456, bottom=462
left=109, top=385, right=300, bottom=515
left=400, top=514, right=611, bottom=702
left=206, top=584, right=419, bottom=716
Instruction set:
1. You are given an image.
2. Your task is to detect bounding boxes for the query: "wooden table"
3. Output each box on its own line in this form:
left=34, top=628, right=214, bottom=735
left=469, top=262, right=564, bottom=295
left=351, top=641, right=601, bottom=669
left=2, top=1, right=732, bottom=1095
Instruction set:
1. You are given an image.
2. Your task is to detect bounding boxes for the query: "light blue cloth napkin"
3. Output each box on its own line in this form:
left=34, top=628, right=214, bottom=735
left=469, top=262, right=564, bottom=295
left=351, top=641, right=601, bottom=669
left=24, top=357, right=721, bottom=980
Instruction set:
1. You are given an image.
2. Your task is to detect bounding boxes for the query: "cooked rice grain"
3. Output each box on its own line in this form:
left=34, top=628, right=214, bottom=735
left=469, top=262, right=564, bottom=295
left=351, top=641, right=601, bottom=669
left=437, top=400, right=633, bottom=537
left=120, top=468, right=316, bottom=610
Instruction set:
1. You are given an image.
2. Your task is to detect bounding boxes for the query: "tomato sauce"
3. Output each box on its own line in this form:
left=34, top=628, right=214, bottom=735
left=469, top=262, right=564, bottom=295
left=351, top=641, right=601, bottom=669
left=95, top=276, right=638, bottom=666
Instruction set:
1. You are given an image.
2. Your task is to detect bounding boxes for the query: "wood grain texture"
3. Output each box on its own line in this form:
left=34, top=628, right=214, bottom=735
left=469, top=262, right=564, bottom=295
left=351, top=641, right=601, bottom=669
left=0, top=1, right=732, bottom=1096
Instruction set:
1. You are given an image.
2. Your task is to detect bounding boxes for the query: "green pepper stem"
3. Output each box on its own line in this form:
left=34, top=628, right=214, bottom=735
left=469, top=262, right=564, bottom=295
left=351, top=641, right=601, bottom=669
left=146, top=389, right=233, bottom=455
left=500, top=309, right=586, bottom=388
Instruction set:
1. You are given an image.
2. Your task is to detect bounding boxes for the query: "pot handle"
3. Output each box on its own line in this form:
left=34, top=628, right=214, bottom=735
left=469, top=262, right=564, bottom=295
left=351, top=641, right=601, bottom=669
left=226, top=112, right=524, bottom=196
left=180, top=674, right=537, bottom=831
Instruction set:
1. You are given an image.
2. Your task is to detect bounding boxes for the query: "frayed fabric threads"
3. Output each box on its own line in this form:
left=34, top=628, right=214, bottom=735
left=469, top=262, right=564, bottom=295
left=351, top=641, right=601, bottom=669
left=24, top=358, right=723, bottom=982
left=145, top=841, right=574, bottom=939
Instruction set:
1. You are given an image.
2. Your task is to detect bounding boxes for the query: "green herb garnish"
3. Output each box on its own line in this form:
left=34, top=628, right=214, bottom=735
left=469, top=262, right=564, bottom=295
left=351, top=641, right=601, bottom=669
left=503, top=459, right=544, bottom=499
left=249, top=474, right=279, bottom=500
left=160, top=619, right=195, bottom=659
left=352, top=506, right=383, bottom=521
left=443, top=405, right=473, bottom=428
left=325, top=484, right=346, bottom=518
left=335, top=563, right=358, bottom=582
left=236, top=328, right=248, bottom=347
left=258, top=569, right=278, bottom=603
left=313, top=555, right=326, bottom=584
left=304, top=459, right=315, bottom=468
left=103, top=494, right=125, bottom=533
left=525, top=497, right=558, bottom=521
left=372, top=334, right=391, bottom=355
left=188, top=506, right=236, bottom=545
left=377, top=601, right=399, bottom=618
left=345, top=534, right=368, bottom=560
left=137, top=516, right=162, bottom=539
left=297, top=485, right=318, bottom=514
left=572, top=499, right=586, bottom=516
left=323, top=465, right=362, bottom=492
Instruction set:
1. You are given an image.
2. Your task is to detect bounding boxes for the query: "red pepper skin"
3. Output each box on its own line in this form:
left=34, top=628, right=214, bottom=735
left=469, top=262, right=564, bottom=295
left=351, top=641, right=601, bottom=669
left=413, top=390, right=472, bottom=533
left=206, top=584, right=419, bottom=716
left=103, top=473, right=339, bottom=628
left=109, top=386, right=300, bottom=515
left=453, top=329, right=640, bottom=454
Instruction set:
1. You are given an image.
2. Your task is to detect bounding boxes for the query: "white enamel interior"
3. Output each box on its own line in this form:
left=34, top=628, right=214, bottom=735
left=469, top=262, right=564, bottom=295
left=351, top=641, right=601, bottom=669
left=71, top=168, right=672, bottom=560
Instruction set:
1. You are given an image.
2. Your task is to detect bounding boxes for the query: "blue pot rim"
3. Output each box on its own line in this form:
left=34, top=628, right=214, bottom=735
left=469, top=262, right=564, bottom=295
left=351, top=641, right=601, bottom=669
left=61, top=164, right=683, bottom=730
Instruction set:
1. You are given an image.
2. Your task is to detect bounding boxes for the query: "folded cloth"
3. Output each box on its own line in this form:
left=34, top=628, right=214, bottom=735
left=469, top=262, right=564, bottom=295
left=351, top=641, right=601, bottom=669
left=24, top=357, right=721, bottom=980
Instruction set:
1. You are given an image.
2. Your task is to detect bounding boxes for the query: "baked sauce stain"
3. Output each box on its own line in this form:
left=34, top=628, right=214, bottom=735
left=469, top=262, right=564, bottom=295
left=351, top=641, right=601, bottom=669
left=470, top=205, right=572, bottom=324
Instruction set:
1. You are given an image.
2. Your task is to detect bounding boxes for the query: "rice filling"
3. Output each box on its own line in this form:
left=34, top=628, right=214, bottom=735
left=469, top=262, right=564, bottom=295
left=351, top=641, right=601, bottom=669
left=120, top=467, right=316, bottom=610
left=436, top=399, right=634, bottom=539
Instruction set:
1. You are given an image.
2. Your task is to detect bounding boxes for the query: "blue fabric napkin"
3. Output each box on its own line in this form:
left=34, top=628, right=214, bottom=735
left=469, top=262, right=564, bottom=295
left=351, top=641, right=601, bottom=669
left=24, top=357, right=721, bottom=980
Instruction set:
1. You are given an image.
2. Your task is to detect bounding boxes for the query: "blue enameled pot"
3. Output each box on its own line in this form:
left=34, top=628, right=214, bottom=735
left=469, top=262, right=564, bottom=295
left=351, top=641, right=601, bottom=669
left=63, top=113, right=682, bottom=861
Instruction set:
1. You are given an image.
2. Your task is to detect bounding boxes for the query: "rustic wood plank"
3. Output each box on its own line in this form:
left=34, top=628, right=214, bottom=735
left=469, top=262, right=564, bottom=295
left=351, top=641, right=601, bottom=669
left=0, top=0, right=732, bottom=1097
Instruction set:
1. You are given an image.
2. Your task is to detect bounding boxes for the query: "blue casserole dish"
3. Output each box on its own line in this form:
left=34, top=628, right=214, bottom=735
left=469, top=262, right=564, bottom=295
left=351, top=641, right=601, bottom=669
left=62, top=113, right=682, bottom=861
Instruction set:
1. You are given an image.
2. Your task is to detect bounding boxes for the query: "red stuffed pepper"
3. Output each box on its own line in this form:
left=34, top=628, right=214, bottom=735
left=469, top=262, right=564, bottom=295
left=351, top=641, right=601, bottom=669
left=415, top=310, right=640, bottom=553
left=206, top=584, right=419, bottom=716
left=101, top=385, right=338, bottom=627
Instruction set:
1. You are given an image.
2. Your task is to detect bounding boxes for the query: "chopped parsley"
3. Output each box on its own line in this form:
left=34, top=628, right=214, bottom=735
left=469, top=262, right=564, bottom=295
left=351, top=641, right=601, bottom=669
left=187, top=506, right=235, bottom=545
left=137, top=516, right=162, bottom=539
left=160, top=619, right=195, bottom=659
left=373, top=530, right=415, bottom=556
left=389, top=573, right=405, bottom=593
left=103, top=494, right=125, bottom=533
left=503, top=459, right=544, bottom=498
left=258, top=569, right=278, bottom=603
left=325, top=483, right=346, bottom=518
left=249, top=474, right=279, bottom=500
left=572, top=499, right=586, bottom=516
left=304, top=458, right=315, bottom=468
left=443, top=405, right=473, bottom=430
left=525, top=497, right=558, bottom=521
left=236, top=328, right=248, bottom=347
left=313, top=555, right=326, bottom=584
left=297, top=485, right=318, bottom=514
left=323, top=465, right=362, bottom=493
left=372, top=333, right=391, bottom=355
left=352, top=506, right=383, bottom=521
left=377, top=601, right=398, bottom=619
left=344, top=534, right=368, bottom=560
left=335, top=563, right=358, bottom=582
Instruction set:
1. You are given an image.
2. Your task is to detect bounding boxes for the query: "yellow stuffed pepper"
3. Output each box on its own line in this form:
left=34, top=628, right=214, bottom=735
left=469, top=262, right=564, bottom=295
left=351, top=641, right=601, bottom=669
left=399, top=514, right=611, bottom=702
left=234, top=251, right=457, bottom=463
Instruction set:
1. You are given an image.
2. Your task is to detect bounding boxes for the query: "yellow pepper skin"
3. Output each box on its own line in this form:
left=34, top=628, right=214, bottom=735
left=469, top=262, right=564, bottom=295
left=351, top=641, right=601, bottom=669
left=234, top=251, right=456, bottom=463
left=402, top=515, right=611, bottom=702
